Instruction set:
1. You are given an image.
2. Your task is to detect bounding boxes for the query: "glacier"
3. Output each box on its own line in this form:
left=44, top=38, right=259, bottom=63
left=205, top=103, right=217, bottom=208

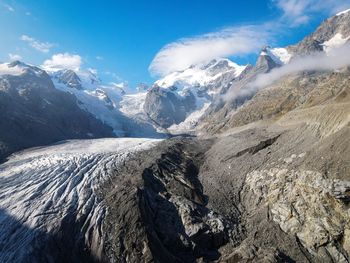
left=0, top=138, right=161, bottom=262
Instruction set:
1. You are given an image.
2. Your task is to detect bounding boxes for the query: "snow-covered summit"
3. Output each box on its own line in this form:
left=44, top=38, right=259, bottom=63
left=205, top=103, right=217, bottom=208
left=0, top=61, right=45, bottom=77
left=155, top=58, right=246, bottom=90
left=143, top=58, right=247, bottom=131
left=49, top=68, right=104, bottom=90
left=260, top=47, right=292, bottom=65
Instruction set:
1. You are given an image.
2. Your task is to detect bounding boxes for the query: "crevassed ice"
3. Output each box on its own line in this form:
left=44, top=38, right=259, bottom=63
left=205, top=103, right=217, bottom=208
left=0, top=138, right=161, bottom=262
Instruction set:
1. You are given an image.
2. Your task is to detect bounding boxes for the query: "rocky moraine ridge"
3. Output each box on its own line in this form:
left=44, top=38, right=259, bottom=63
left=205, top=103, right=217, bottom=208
left=0, top=9, right=350, bottom=263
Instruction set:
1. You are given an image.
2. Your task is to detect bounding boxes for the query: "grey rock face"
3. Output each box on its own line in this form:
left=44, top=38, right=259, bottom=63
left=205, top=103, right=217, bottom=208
left=256, top=47, right=281, bottom=69
left=100, top=102, right=349, bottom=262
left=0, top=63, right=114, bottom=161
left=143, top=86, right=196, bottom=128
left=217, top=67, right=349, bottom=133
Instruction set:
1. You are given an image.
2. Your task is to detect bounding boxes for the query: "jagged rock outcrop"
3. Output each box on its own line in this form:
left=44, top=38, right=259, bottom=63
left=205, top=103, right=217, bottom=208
left=98, top=99, right=349, bottom=262
left=144, top=86, right=197, bottom=127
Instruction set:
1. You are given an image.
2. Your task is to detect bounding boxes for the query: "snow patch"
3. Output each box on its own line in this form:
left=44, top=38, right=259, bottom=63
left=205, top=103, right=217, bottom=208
left=120, top=92, right=147, bottom=117
left=336, top=9, right=350, bottom=16
left=322, top=33, right=350, bottom=54
left=167, top=102, right=210, bottom=134
left=0, top=61, right=44, bottom=77
left=51, top=75, right=126, bottom=136
left=261, top=47, right=292, bottom=65
left=268, top=48, right=292, bottom=64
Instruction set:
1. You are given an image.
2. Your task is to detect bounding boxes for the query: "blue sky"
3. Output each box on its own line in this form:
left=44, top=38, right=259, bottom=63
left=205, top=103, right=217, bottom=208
left=0, top=0, right=349, bottom=89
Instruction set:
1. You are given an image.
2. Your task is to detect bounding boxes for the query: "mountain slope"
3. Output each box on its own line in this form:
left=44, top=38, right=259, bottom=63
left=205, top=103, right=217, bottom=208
left=0, top=61, right=114, bottom=161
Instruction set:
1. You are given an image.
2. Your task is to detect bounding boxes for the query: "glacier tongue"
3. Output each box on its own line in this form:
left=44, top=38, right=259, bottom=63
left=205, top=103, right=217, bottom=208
left=0, top=138, right=161, bottom=262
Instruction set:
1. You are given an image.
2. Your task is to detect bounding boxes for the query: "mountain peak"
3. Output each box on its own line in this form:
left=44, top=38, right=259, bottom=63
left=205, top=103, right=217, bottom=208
left=8, top=60, right=28, bottom=68
left=256, top=48, right=281, bottom=71
left=0, top=61, right=45, bottom=77
left=53, top=69, right=83, bottom=90
left=155, top=58, right=246, bottom=90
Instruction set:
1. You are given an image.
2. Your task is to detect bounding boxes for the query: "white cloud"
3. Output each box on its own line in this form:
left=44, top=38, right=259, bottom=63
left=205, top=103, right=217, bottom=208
left=20, top=35, right=54, bottom=53
left=42, top=53, right=82, bottom=71
left=25, top=11, right=31, bottom=16
left=3, top=4, right=14, bottom=12
left=96, top=56, right=103, bottom=60
left=149, top=25, right=273, bottom=77
left=8, top=53, right=22, bottom=61
left=273, top=0, right=350, bottom=26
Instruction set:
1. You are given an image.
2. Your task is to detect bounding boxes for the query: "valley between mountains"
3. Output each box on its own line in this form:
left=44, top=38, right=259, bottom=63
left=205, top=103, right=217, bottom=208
left=0, top=8, right=350, bottom=263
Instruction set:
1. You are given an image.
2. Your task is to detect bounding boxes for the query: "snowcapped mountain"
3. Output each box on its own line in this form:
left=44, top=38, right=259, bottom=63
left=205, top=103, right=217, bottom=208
left=0, top=61, right=115, bottom=160
left=155, top=58, right=246, bottom=92
left=43, top=67, right=162, bottom=138
left=0, top=60, right=165, bottom=160
left=143, top=58, right=247, bottom=131
left=0, top=61, right=45, bottom=76
left=49, top=68, right=128, bottom=136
